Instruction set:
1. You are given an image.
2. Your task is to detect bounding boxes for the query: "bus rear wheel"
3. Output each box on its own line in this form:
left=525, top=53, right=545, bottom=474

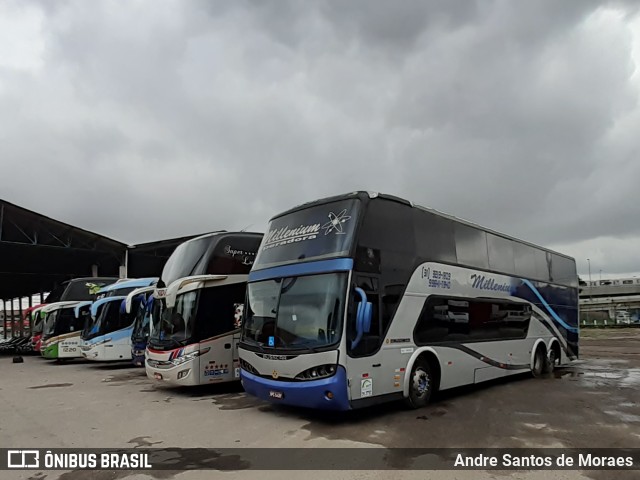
left=543, top=344, right=560, bottom=374
left=405, top=358, right=433, bottom=409
left=532, top=347, right=546, bottom=378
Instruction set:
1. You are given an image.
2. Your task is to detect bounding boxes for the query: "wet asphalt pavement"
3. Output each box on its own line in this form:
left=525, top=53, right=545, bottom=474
left=0, top=328, right=638, bottom=480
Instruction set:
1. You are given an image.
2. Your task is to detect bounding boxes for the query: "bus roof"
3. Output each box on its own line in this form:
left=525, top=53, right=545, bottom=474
left=270, top=191, right=575, bottom=262
left=96, top=277, right=158, bottom=293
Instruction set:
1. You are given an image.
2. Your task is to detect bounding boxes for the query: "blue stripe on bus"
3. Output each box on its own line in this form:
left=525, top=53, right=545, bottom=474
left=240, top=366, right=351, bottom=410
left=248, top=258, right=353, bottom=282
left=521, top=279, right=578, bottom=333
left=86, top=326, right=134, bottom=345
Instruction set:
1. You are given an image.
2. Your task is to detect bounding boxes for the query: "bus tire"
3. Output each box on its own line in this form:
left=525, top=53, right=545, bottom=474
left=405, top=358, right=433, bottom=409
left=531, top=346, right=546, bottom=378
left=544, top=343, right=560, bottom=374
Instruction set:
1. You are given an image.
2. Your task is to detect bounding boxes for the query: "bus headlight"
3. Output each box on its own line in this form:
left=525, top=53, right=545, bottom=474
left=239, top=358, right=258, bottom=375
left=170, top=347, right=210, bottom=366
left=295, top=364, right=337, bottom=381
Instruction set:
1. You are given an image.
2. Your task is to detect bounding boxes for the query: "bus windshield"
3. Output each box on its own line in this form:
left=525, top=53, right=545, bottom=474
left=32, top=310, right=45, bottom=334
left=83, top=301, right=128, bottom=341
left=160, top=237, right=213, bottom=287
left=242, top=272, right=348, bottom=350
left=132, top=300, right=152, bottom=342
left=43, top=308, right=80, bottom=339
left=42, top=311, right=59, bottom=338
left=149, top=292, right=198, bottom=349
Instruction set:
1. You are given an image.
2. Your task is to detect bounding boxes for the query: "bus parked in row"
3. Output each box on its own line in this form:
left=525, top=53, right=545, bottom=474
left=39, top=278, right=119, bottom=360
left=81, top=278, right=157, bottom=362
left=40, top=301, right=86, bottom=360
left=28, top=305, right=46, bottom=352
left=126, top=287, right=156, bottom=367
left=239, top=191, right=578, bottom=410
left=146, top=232, right=262, bottom=386
left=32, top=277, right=118, bottom=353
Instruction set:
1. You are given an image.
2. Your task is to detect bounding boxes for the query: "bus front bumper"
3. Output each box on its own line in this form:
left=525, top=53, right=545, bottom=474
left=41, top=343, right=58, bottom=359
left=131, top=343, right=146, bottom=367
left=145, top=359, right=200, bottom=386
left=240, top=366, right=350, bottom=411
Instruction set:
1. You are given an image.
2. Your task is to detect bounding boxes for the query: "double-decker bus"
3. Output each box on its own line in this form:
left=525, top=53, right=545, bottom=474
left=239, top=192, right=578, bottom=410
left=146, top=232, right=262, bottom=386
left=126, top=287, right=156, bottom=367
left=80, top=278, right=157, bottom=361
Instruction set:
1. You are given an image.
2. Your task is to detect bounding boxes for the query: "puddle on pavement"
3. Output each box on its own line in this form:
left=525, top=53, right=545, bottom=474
left=28, top=383, right=73, bottom=389
left=603, top=410, right=640, bottom=423
left=128, top=436, right=163, bottom=447
left=102, top=371, right=146, bottom=383
left=211, top=393, right=263, bottom=410
left=620, top=368, right=640, bottom=387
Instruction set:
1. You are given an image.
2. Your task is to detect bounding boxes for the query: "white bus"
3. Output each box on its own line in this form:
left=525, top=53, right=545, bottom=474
left=145, top=232, right=262, bottom=386
left=80, top=278, right=157, bottom=361
left=239, top=192, right=579, bottom=410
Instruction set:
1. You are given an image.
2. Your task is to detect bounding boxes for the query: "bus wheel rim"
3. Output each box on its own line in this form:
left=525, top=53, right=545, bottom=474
left=413, top=368, right=429, bottom=397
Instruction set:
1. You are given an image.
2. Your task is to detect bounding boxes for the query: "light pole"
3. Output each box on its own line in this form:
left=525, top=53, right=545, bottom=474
left=587, top=258, right=592, bottom=325
left=599, top=269, right=602, bottom=282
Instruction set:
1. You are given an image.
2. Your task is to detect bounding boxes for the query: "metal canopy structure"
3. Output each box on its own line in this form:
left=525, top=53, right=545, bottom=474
left=0, top=199, right=126, bottom=300
left=0, top=199, right=213, bottom=301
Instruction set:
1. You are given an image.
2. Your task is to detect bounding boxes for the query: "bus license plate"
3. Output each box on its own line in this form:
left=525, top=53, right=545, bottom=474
left=269, top=390, right=284, bottom=399
left=154, top=373, right=162, bottom=380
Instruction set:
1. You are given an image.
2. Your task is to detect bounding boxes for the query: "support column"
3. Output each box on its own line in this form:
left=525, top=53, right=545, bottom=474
left=28, top=294, right=33, bottom=334
left=10, top=298, right=15, bottom=338
left=18, top=297, right=24, bottom=337
left=2, top=300, right=6, bottom=340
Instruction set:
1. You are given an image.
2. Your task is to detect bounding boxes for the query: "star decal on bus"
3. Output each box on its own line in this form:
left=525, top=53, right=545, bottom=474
left=322, top=209, right=351, bottom=235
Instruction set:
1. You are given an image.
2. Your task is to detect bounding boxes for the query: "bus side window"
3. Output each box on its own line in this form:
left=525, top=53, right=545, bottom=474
left=196, top=283, right=247, bottom=340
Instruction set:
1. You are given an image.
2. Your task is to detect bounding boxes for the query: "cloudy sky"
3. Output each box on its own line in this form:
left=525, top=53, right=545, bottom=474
left=1, top=0, right=639, bottom=279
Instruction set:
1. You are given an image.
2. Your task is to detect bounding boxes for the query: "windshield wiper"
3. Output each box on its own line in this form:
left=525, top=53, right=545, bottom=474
left=286, top=343, right=322, bottom=353
left=240, top=337, right=265, bottom=352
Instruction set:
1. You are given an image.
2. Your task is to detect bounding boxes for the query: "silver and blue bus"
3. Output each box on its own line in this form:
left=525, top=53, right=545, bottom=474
left=239, top=192, right=578, bottom=410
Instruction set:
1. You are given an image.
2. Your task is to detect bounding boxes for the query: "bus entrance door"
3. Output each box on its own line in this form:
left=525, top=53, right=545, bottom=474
left=198, top=333, right=237, bottom=384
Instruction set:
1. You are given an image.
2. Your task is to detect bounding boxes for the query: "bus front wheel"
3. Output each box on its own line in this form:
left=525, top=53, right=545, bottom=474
left=405, top=358, right=433, bottom=409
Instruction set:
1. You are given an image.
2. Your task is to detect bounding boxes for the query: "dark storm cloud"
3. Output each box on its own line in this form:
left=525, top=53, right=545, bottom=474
left=1, top=0, right=639, bottom=276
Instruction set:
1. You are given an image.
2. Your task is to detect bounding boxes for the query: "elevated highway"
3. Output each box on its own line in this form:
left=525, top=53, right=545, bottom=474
left=579, top=277, right=640, bottom=324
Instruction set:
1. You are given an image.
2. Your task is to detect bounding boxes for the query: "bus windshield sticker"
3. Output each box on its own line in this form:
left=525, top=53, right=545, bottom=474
left=361, top=378, right=373, bottom=397
left=321, top=209, right=352, bottom=235
left=224, top=245, right=256, bottom=266
left=422, top=266, right=452, bottom=289
left=233, top=304, right=244, bottom=328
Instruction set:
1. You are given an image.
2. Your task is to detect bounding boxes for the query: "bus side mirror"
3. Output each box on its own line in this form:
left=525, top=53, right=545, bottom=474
left=351, top=287, right=372, bottom=350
